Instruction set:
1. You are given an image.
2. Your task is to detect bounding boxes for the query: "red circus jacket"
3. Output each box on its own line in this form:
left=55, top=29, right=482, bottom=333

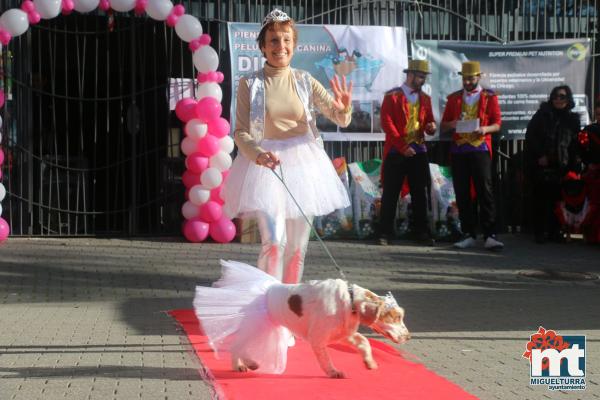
left=380, top=88, right=435, bottom=182
left=441, top=88, right=502, bottom=156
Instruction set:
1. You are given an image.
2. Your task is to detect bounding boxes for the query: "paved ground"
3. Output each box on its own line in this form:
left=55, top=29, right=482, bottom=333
left=0, top=235, right=598, bottom=400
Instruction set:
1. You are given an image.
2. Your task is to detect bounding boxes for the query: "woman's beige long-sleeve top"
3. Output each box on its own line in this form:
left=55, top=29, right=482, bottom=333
left=234, top=63, right=352, bottom=161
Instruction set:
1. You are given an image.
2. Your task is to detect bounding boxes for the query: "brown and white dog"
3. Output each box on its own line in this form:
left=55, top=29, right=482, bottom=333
left=234, top=278, right=410, bottom=378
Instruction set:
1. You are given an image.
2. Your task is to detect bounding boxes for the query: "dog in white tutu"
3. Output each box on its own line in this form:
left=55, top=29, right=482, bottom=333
left=194, top=260, right=410, bottom=378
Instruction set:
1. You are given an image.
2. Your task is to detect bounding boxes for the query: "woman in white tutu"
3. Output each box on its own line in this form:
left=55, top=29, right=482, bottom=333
left=222, top=8, right=353, bottom=283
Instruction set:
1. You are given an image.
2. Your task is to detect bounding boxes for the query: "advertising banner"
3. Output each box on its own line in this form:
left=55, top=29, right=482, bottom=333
left=412, top=39, right=592, bottom=139
left=228, top=23, right=408, bottom=141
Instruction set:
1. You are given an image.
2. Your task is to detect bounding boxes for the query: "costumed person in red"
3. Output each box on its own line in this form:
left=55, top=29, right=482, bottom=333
left=524, top=85, right=581, bottom=244
left=554, top=172, right=588, bottom=241
left=440, top=61, right=504, bottom=250
left=579, top=101, right=600, bottom=243
left=377, top=59, right=436, bottom=246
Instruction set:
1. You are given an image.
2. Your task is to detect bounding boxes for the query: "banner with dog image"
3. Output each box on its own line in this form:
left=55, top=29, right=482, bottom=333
left=412, top=39, right=592, bottom=140
left=228, top=23, right=408, bottom=140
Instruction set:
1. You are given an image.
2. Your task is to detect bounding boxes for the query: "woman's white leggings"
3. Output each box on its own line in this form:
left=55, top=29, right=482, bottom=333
left=255, top=211, right=313, bottom=283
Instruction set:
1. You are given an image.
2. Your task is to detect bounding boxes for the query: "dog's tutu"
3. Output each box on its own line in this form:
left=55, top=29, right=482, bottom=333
left=193, top=260, right=292, bottom=374
left=222, top=134, right=350, bottom=219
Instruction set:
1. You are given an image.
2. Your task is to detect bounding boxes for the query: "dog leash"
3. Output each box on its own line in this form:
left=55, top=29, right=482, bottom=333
left=271, top=165, right=402, bottom=310
left=270, top=165, right=347, bottom=281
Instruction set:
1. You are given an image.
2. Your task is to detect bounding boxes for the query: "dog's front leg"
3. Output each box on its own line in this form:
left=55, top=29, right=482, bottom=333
left=232, top=357, right=247, bottom=372
left=311, top=344, right=345, bottom=378
left=344, top=332, right=378, bottom=370
left=232, top=356, right=258, bottom=372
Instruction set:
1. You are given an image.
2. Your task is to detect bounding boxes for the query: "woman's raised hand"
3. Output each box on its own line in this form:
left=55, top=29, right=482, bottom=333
left=330, top=75, right=353, bottom=112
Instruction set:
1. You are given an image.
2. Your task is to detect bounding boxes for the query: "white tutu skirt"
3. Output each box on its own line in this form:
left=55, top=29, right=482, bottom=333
left=223, top=134, right=351, bottom=219
left=193, top=260, right=292, bottom=374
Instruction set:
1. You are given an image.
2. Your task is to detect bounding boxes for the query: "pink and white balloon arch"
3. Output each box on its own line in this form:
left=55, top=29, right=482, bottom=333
left=0, top=0, right=235, bottom=243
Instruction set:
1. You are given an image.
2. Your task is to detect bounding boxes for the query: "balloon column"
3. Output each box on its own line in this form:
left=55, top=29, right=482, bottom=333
left=174, top=29, right=236, bottom=244
left=178, top=86, right=236, bottom=243
left=0, top=0, right=235, bottom=243
left=0, top=90, right=7, bottom=243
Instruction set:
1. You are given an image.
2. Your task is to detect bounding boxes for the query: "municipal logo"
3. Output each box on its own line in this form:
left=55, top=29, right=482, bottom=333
left=523, top=327, right=586, bottom=391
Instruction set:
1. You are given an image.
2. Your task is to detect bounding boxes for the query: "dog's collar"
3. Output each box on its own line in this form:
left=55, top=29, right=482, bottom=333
left=348, top=283, right=357, bottom=314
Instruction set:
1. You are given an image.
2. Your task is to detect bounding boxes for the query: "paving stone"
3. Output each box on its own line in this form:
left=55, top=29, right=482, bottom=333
left=0, top=236, right=598, bottom=399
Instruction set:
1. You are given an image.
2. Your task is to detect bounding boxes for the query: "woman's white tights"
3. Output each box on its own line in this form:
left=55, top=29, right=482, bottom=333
left=255, top=211, right=313, bottom=283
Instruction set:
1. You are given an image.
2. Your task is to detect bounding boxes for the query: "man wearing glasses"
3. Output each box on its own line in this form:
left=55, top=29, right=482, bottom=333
left=440, top=61, right=504, bottom=250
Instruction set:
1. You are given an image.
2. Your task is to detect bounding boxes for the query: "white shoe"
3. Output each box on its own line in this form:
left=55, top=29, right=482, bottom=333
left=454, top=236, right=476, bottom=249
left=287, top=335, right=296, bottom=347
left=484, top=236, right=504, bottom=250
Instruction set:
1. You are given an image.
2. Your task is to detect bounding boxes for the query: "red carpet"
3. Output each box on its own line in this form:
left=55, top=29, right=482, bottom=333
left=170, top=309, right=478, bottom=400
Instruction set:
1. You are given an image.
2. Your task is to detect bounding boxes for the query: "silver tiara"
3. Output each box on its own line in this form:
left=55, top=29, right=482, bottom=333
left=262, top=9, right=291, bottom=26
left=381, top=292, right=399, bottom=310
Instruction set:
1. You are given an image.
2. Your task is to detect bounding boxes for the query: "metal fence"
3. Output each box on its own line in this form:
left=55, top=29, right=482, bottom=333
left=1, top=0, right=598, bottom=236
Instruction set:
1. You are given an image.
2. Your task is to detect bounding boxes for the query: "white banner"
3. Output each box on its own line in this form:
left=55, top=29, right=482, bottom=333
left=228, top=23, right=408, bottom=141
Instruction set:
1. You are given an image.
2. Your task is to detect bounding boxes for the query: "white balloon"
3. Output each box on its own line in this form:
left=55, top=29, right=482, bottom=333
left=200, top=167, right=222, bottom=189
left=209, top=152, right=232, bottom=172
left=0, top=9, right=29, bottom=37
left=0, top=183, right=5, bottom=201
left=181, top=201, right=200, bottom=220
left=219, top=135, right=234, bottom=154
left=0, top=203, right=3, bottom=216
left=180, top=136, right=198, bottom=156
left=188, top=184, right=210, bottom=206
left=145, top=0, right=172, bottom=20
left=73, top=0, right=100, bottom=13
left=175, top=14, right=202, bottom=43
left=110, top=0, right=136, bottom=12
left=197, top=82, right=222, bottom=102
left=184, top=119, right=208, bottom=140
left=193, top=46, right=219, bottom=73
left=0, top=115, right=2, bottom=129
left=34, top=0, right=62, bottom=19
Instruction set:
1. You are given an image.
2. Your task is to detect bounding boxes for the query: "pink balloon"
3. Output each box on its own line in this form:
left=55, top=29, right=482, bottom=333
left=196, top=97, right=222, bottom=122
left=182, top=170, right=200, bottom=188
left=182, top=218, right=209, bottom=242
left=134, top=0, right=147, bottom=14
left=184, top=187, right=190, bottom=200
left=62, top=0, right=74, bottom=13
left=198, top=33, right=211, bottom=46
left=221, top=170, right=230, bottom=182
left=207, top=117, right=231, bottom=138
left=166, top=4, right=185, bottom=27
left=0, top=149, right=4, bottom=165
left=186, top=153, right=209, bottom=174
left=210, top=186, right=224, bottom=205
left=0, top=217, right=9, bottom=242
left=0, top=91, right=4, bottom=108
left=197, top=134, right=220, bottom=158
left=209, top=217, right=236, bottom=243
left=175, top=98, right=198, bottom=122
left=199, top=200, right=223, bottom=223
left=0, top=30, right=12, bottom=47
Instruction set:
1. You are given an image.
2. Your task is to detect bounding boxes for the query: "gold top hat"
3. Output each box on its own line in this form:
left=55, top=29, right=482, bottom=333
left=459, top=61, right=482, bottom=77
left=403, top=59, right=430, bottom=74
